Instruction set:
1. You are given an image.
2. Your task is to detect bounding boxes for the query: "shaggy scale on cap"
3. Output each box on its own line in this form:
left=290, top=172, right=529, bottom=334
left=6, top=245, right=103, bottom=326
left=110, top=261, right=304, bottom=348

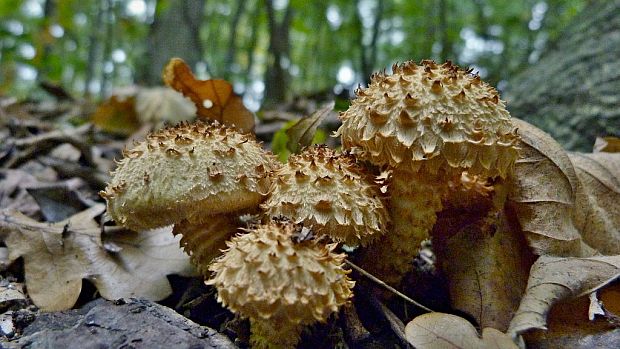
left=101, top=121, right=278, bottom=231
left=261, top=146, right=389, bottom=246
left=336, top=60, right=519, bottom=177
left=207, top=219, right=354, bottom=348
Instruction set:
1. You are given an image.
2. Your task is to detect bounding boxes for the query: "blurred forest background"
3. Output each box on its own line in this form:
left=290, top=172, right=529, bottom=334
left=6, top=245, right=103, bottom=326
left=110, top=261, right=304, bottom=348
left=0, top=0, right=618, bottom=150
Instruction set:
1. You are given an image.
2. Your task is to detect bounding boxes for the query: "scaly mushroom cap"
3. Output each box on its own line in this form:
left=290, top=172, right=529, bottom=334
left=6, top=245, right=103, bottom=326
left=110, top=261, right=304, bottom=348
left=336, top=60, right=519, bottom=178
left=261, top=146, right=389, bottom=246
left=207, top=219, right=354, bottom=327
left=101, top=121, right=278, bottom=231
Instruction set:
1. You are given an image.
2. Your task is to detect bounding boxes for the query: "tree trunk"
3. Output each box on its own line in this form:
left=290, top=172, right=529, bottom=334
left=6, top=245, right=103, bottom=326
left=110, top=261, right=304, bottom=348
left=138, top=0, right=206, bottom=85
left=504, top=0, right=620, bottom=151
left=224, top=0, right=248, bottom=80
left=355, top=0, right=384, bottom=84
left=242, top=3, right=261, bottom=90
left=84, top=1, right=103, bottom=97
left=262, top=0, right=293, bottom=107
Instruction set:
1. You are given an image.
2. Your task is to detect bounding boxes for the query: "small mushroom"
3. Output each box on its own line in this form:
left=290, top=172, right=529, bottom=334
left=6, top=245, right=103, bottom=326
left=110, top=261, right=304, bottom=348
left=336, top=60, right=520, bottom=285
left=261, top=145, right=389, bottom=246
left=207, top=219, right=354, bottom=348
left=101, top=121, right=278, bottom=232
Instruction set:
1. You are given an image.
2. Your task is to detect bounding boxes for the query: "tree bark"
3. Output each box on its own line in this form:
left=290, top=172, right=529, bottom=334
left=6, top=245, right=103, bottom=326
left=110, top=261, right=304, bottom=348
left=505, top=0, right=620, bottom=151
left=242, top=3, right=261, bottom=90
left=224, top=0, right=248, bottom=80
left=84, top=1, right=103, bottom=97
left=356, top=0, right=384, bottom=84
left=262, top=0, right=293, bottom=107
left=138, top=0, right=206, bottom=85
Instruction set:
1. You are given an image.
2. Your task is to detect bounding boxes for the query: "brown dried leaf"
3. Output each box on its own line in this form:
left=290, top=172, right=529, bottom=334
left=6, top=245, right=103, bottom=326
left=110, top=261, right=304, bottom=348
left=508, top=118, right=594, bottom=256
left=508, top=255, right=620, bottom=337
left=91, top=95, right=141, bottom=135
left=437, top=211, right=532, bottom=332
left=570, top=152, right=620, bottom=255
left=163, top=58, right=254, bottom=133
left=593, top=137, right=620, bottom=153
left=285, top=101, right=334, bottom=154
left=522, top=291, right=620, bottom=349
left=0, top=205, right=193, bottom=311
left=405, top=312, right=519, bottom=349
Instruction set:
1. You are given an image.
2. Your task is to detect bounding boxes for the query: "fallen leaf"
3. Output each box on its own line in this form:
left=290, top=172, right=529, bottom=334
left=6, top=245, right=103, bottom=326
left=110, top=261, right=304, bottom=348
left=435, top=210, right=533, bottom=332
left=135, top=87, right=196, bottom=126
left=508, top=118, right=594, bottom=257
left=91, top=95, right=141, bottom=135
left=0, top=205, right=194, bottom=311
left=96, top=226, right=196, bottom=301
left=593, top=137, right=620, bottom=153
left=285, top=101, right=334, bottom=154
left=26, top=179, right=90, bottom=222
left=163, top=58, right=254, bottom=132
left=570, top=152, right=620, bottom=255
left=0, top=169, right=41, bottom=217
left=507, top=255, right=620, bottom=337
left=522, top=291, right=620, bottom=349
left=405, top=312, right=519, bottom=349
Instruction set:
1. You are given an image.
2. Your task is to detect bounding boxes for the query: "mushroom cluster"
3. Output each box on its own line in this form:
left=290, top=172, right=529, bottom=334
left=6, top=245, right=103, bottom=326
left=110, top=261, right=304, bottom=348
left=336, top=60, right=520, bottom=285
left=100, top=121, right=279, bottom=276
left=101, top=59, right=521, bottom=348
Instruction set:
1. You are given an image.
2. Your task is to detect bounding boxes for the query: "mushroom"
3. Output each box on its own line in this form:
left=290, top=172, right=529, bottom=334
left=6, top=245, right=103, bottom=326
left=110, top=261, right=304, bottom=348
left=336, top=60, right=520, bottom=285
left=173, top=214, right=240, bottom=277
left=261, top=145, right=389, bottom=246
left=100, top=121, right=279, bottom=273
left=207, top=218, right=354, bottom=348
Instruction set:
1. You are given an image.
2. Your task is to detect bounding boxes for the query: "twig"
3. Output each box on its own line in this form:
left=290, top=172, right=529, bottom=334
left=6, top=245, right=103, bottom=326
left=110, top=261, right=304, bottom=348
left=365, top=291, right=413, bottom=349
left=345, top=259, right=434, bottom=313
left=6, top=123, right=95, bottom=168
left=39, top=156, right=109, bottom=189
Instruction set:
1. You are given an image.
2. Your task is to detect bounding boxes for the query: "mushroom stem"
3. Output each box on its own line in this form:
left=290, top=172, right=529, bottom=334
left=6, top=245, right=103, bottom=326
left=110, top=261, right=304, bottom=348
left=249, top=318, right=304, bottom=349
left=173, top=214, right=239, bottom=277
left=358, top=169, right=446, bottom=286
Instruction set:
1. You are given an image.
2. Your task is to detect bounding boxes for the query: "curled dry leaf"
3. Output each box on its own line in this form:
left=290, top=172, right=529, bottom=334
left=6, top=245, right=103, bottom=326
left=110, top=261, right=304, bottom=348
left=435, top=210, right=533, bottom=332
left=405, top=312, right=519, bottom=349
left=285, top=101, right=334, bottom=154
left=508, top=118, right=595, bottom=257
left=522, top=291, right=620, bottom=349
left=593, top=136, right=620, bottom=153
left=163, top=58, right=254, bottom=133
left=570, top=152, right=620, bottom=255
left=0, top=205, right=193, bottom=311
left=508, top=254, right=620, bottom=338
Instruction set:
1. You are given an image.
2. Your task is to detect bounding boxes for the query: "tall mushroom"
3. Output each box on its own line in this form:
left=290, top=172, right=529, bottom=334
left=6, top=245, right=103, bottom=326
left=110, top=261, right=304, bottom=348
left=207, top=218, right=354, bottom=348
left=101, top=121, right=279, bottom=275
left=261, top=145, right=389, bottom=246
left=336, top=60, right=520, bottom=285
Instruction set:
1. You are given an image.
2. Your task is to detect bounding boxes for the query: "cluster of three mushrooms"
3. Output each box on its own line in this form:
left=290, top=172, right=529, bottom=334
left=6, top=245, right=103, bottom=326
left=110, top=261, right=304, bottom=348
left=101, top=122, right=389, bottom=348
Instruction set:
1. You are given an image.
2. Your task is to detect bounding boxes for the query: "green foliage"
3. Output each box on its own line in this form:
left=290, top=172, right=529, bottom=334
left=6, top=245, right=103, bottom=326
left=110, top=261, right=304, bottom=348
left=0, top=0, right=587, bottom=103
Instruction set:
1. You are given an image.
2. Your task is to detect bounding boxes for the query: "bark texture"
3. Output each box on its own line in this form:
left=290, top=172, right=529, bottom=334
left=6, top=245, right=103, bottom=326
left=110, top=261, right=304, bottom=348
left=504, top=0, right=620, bottom=151
left=139, top=0, right=206, bottom=86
